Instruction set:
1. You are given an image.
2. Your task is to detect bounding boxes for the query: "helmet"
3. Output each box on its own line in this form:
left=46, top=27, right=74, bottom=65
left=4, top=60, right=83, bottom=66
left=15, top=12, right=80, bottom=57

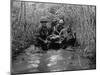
left=40, top=16, right=49, bottom=23
left=59, top=19, right=64, bottom=24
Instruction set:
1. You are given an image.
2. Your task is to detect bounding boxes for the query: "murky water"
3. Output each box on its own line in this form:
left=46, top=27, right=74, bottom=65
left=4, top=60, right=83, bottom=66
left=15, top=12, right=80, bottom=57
left=12, top=46, right=91, bottom=74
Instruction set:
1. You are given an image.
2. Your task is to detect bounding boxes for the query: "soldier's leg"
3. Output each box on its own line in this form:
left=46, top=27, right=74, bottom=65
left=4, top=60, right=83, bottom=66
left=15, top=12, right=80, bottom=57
left=61, top=38, right=68, bottom=49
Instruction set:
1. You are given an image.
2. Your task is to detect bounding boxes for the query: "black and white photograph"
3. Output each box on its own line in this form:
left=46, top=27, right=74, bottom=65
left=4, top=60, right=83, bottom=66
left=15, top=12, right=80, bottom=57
left=11, top=0, right=96, bottom=74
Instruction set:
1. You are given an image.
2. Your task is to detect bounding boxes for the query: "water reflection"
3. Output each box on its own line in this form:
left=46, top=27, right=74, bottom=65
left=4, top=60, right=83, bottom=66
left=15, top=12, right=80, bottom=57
left=13, top=49, right=90, bottom=74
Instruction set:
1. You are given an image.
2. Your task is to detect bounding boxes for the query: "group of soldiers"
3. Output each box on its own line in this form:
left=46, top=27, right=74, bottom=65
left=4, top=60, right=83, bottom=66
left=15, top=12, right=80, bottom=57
left=34, top=16, right=79, bottom=51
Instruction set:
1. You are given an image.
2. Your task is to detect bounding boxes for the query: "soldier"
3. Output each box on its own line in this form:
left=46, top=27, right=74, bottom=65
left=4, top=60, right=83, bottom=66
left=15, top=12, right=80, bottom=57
left=49, top=18, right=64, bottom=37
left=54, top=19, right=65, bottom=43
left=46, top=18, right=61, bottom=50
left=47, top=18, right=65, bottom=50
left=35, top=17, right=49, bottom=51
left=50, top=19, right=58, bottom=35
left=56, top=19, right=65, bottom=33
left=61, top=25, right=78, bottom=49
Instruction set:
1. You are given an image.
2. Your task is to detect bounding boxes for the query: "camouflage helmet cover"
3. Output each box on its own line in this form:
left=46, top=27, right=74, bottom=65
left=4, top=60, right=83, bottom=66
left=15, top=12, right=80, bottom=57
left=40, top=16, right=49, bottom=23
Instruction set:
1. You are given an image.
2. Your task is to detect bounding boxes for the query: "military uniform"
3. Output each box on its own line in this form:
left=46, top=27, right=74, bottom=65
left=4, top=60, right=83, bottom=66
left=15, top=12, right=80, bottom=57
left=61, top=26, right=78, bottom=49
left=47, top=19, right=65, bottom=50
left=35, top=17, right=50, bottom=51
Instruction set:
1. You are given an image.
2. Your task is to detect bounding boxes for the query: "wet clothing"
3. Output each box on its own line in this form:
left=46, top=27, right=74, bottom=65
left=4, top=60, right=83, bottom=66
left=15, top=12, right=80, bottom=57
left=56, top=24, right=64, bottom=33
left=36, top=37, right=48, bottom=51
left=35, top=25, right=53, bottom=50
left=38, top=26, right=48, bottom=40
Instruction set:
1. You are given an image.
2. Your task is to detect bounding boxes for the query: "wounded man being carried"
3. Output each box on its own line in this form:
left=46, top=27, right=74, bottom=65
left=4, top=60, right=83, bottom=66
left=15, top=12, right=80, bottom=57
left=35, top=17, right=79, bottom=51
